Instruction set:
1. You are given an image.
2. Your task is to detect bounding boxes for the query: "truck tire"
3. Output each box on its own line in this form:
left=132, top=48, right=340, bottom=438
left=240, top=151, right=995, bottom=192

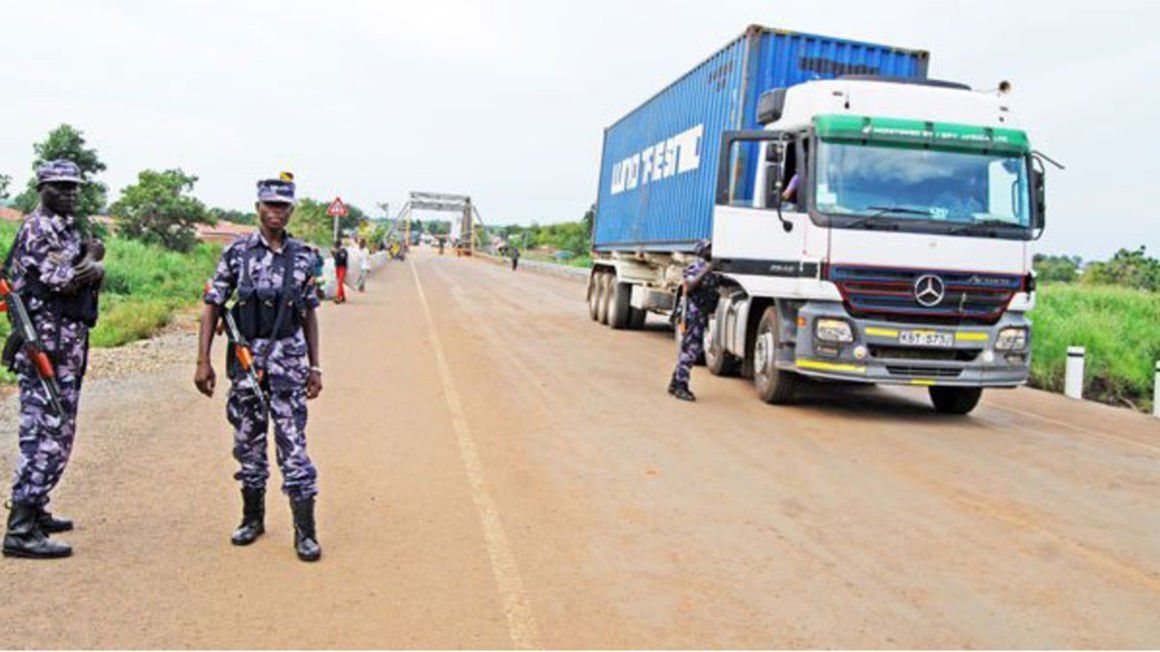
left=596, top=273, right=613, bottom=325
left=753, top=306, right=797, bottom=404
left=608, top=281, right=632, bottom=329
left=587, top=274, right=601, bottom=321
left=705, top=314, right=740, bottom=377
left=929, top=386, right=983, bottom=415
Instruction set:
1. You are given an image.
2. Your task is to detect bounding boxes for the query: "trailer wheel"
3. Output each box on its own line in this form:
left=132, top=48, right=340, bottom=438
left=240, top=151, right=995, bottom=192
left=596, top=273, right=613, bottom=325
left=929, top=386, right=983, bottom=415
left=608, top=281, right=632, bottom=329
left=587, top=274, right=601, bottom=321
left=753, top=306, right=797, bottom=404
left=705, top=314, right=740, bottom=377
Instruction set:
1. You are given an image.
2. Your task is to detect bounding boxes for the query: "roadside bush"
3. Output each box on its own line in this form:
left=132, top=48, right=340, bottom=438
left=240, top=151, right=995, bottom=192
left=1031, top=283, right=1160, bottom=412
left=1081, top=246, right=1160, bottom=292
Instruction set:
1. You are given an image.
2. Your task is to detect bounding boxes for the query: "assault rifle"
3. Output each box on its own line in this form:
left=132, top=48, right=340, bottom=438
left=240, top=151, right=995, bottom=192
left=219, top=306, right=269, bottom=415
left=0, top=278, right=66, bottom=416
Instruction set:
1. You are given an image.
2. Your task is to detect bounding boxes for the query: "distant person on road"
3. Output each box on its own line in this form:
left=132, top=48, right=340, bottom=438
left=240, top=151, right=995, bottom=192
left=311, top=245, right=325, bottom=300
left=356, top=238, right=370, bottom=293
left=669, top=239, right=719, bottom=402
left=332, top=241, right=348, bottom=304
left=437, top=237, right=445, bottom=255
left=2, top=160, right=105, bottom=560
left=510, top=246, right=520, bottom=271
left=194, top=176, right=324, bottom=562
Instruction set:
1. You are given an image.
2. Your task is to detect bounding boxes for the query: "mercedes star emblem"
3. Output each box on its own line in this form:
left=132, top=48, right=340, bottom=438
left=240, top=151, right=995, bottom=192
left=914, top=274, right=945, bottom=307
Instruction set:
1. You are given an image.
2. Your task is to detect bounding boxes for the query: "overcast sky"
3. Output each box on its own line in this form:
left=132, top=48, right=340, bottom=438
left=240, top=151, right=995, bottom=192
left=1, top=0, right=1156, bottom=260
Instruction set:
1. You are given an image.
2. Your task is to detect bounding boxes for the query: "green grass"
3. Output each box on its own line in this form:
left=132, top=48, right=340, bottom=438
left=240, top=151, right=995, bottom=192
left=0, top=220, right=222, bottom=352
left=1030, top=283, right=1160, bottom=412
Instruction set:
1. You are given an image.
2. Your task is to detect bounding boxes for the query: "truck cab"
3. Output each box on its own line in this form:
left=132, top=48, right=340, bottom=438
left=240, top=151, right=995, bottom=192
left=706, top=77, right=1047, bottom=413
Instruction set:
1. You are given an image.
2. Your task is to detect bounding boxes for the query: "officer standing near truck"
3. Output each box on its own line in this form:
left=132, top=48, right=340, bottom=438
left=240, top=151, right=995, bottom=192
left=3, top=160, right=105, bottom=559
left=194, top=176, right=324, bottom=562
left=668, top=239, right=719, bottom=402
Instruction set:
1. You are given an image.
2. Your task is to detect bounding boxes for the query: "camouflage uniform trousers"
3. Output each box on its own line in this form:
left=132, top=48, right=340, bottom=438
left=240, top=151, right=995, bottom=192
left=226, top=381, right=317, bottom=501
left=671, top=307, right=708, bottom=386
left=10, top=315, right=87, bottom=507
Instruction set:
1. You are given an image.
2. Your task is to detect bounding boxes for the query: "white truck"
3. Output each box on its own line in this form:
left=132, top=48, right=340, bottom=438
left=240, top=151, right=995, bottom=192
left=588, top=28, right=1048, bottom=415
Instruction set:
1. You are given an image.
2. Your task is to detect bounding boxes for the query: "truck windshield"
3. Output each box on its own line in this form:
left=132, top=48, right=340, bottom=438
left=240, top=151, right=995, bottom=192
left=813, top=140, right=1031, bottom=230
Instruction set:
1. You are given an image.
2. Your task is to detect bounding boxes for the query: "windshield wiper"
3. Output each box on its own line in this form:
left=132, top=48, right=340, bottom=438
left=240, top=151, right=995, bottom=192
left=948, top=218, right=1022, bottom=235
left=842, top=205, right=929, bottom=228
left=865, top=205, right=933, bottom=217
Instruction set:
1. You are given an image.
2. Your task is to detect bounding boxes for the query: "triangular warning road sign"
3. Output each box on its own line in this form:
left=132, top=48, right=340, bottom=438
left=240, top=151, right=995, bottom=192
left=327, top=197, right=348, bottom=217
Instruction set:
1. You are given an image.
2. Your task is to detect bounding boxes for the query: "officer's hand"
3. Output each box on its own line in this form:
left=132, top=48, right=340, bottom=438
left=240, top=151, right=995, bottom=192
left=86, top=238, right=106, bottom=262
left=73, top=260, right=105, bottom=287
left=195, top=361, right=216, bottom=397
left=306, top=370, right=323, bottom=399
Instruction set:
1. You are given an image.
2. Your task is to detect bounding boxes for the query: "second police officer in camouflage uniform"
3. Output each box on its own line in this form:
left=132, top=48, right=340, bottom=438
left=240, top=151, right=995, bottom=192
left=668, top=239, right=719, bottom=402
left=3, top=160, right=104, bottom=559
left=194, top=176, right=324, bottom=562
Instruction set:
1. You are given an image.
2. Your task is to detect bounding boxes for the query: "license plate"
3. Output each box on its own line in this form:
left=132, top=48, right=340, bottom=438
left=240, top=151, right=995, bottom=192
left=899, top=330, right=954, bottom=347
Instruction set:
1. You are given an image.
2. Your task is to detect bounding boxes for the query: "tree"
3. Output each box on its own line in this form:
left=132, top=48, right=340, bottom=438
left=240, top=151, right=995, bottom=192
left=110, top=169, right=212, bottom=252
left=582, top=203, right=595, bottom=237
left=1032, top=253, right=1082, bottom=283
left=1082, top=246, right=1160, bottom=291
left=287, top=198, right=366, bottom=246
left=0, top=173, right=10, bottom=202
left=13, top=125, right=109, bottom=226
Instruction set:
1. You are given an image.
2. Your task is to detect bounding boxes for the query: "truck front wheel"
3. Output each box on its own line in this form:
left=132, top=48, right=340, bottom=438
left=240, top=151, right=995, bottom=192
left=928, top=386, right=983, bottom=415
left=705, top=314, right=739, bottom=377
left=753, top=306, right=797, bottom=404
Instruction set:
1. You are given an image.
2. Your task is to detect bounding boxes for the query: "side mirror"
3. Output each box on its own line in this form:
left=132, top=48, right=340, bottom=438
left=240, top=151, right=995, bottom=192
left=765, top=162, right=783, bottom=210
left=1032, top=168, right=1046, bottom=231
left=765, top=143, right=782, bottom=163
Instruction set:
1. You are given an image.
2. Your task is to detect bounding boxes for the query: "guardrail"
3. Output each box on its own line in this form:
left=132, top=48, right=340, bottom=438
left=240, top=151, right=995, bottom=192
left=476, top=252, right=590, bottom=282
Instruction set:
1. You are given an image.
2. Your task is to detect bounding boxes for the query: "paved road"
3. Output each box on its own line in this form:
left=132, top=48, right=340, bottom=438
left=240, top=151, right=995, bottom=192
left=1, top=250, right=1157, bottom=648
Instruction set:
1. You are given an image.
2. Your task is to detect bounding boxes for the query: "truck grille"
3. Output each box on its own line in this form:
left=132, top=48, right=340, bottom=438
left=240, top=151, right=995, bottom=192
left=886, top=365, right=963, bottom=378
left=829, top=266, right=1023, bottom=325
left=869, top=345, right=979, bottom=362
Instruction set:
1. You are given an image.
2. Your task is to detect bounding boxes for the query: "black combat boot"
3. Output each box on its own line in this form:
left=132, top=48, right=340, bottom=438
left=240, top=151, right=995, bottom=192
left=3, top=502, right=72, bottom=559
left=37, top=507, right=74, bottom=534
left=670, top=381, right=696, bottom=402
left=231, top=487, right=265, bottom=546
left=290, top=497, right=321, bottom=562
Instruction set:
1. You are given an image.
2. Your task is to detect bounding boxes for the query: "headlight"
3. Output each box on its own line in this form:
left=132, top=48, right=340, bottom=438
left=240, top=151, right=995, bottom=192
left=815, top=318, right=853, bottom=343
left=995, top=327, right=1028, bottom=351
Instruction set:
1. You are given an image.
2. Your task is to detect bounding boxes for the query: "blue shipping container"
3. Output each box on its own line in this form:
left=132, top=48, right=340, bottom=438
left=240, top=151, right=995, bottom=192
left=593, top=25, right=929, bottom=252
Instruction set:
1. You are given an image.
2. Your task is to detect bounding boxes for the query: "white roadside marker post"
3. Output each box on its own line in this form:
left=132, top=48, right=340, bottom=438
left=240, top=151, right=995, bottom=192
left=1065, top=346, right=1085, bottom=400
left=1153, top=361, right=1159, bottom=419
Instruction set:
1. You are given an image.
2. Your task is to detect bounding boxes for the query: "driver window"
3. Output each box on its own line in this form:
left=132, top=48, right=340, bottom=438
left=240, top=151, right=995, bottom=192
left=780, top=136, right=809, bottom=210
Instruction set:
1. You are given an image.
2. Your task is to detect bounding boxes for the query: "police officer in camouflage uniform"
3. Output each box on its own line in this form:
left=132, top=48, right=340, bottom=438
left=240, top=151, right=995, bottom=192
left=668, top=239, right=719, bottom=402
left=194, top=177, right=324, bottom=562
left=3, top=160, right=105, bottom=559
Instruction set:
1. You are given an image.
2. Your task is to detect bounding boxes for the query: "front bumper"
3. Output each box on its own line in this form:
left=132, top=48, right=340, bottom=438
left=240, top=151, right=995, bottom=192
left=785, top=302, right=1031, bottom=387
